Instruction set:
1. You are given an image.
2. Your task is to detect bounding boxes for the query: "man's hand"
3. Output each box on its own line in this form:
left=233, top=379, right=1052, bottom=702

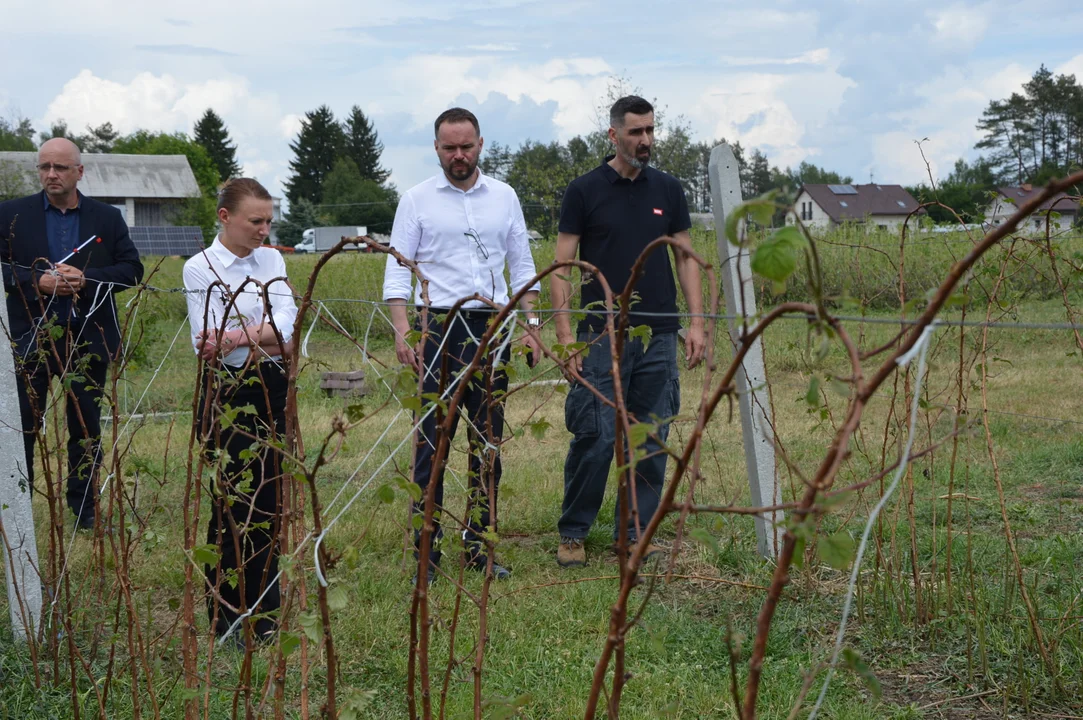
left=685, top=323, right=706, bottom=369
left=520, top=326, right=541, bottom=368
left=37, top=264, right=85, bottom=296
left=556, top=332, right=583, bottom=376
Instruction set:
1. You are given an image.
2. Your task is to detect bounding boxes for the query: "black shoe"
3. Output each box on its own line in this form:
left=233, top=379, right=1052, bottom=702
left=466, top=557, right=512, bottom=580
left=74, top=513, right=95, bottom=531
left=411, top=566, right=437, bottom=587
left=411, top=556, right=439, bottom=587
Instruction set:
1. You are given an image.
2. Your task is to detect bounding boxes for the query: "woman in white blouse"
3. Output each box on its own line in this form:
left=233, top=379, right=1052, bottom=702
left=183, top=178, right=298, bottom=645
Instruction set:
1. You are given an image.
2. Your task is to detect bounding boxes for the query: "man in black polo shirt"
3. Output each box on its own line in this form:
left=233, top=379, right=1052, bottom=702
left=551, top=95, right=705, bottom=568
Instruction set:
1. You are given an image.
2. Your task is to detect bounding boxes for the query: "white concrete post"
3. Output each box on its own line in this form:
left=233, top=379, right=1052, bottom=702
left=0, top=321, right=42, bottom=641
left=708, top=144, right=783, bottom=559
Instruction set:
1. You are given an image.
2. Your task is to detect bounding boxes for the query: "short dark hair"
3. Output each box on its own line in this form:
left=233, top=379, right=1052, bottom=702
left=217, top=177, right=272, bottom=213
left=609, top=95, right=654, bottom=128
left=434, top=107, right=480, bottom=138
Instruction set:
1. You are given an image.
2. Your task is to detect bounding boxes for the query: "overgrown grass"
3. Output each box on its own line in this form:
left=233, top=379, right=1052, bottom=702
left=2, top=228, right=1083, bottom=719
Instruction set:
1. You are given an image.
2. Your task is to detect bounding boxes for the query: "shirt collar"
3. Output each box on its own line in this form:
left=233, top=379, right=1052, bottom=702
left=600, top=155, right=650, bottom=185
left=42, top=189, right=83, bottom=212
left=207, top=235, right=256, bottom=270
left=435, top=169, right=490, bottom=194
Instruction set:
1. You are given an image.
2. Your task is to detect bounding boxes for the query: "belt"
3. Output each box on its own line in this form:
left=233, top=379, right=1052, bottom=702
left=424, top=307, right=497, bottom=323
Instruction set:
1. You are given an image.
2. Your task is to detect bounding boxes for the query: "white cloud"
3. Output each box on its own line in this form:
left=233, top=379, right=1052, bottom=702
left=279, top=114, right=303, bottom=141
left=929, top=3, right=992, bottom=49
left=870, top=61, right=1033, bottom=184
left=384, top=55, right=613, bottom=140
left=43, top=70, right=282, bottom=141
left=718, top=48, right=832, bottom=67
left=1057, top=53, right=1083, bottom=78
left=690, top=67, right=854, bottom=169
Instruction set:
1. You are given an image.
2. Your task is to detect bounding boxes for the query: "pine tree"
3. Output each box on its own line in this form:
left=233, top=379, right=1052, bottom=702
left=193, top=109, right=241, bottom=182
left=284, top=105, right=345, bottom=206
left=341, top=105, right=390, bottom=185
left=83, top=122, right=119, bottom=153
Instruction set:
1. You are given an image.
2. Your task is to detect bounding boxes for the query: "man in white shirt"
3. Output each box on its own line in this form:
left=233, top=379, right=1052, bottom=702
left=383, top=107, right=540, bottom=582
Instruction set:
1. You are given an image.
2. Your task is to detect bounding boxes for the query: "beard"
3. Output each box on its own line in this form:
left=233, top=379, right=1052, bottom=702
left=619, top=144, right=651, bottom=170
left=443, top=157, right=478, bottom=182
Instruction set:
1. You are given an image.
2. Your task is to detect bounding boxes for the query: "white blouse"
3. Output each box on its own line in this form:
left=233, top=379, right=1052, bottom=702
left=182, top=236, right=299, bottom=367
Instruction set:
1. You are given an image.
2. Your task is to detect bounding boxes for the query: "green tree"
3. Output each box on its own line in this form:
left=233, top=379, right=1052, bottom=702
left=284, top=105, right=345, bottom=206
left=480, top=141, right=513, bottom=182
left=193, top=109, right=241, bottom=181
left=112, top=130, right=221, bottom=238
left=38, top=120, right=119, bottom=152
left=0, top=115, right=36, bottom=151
left=976, top=65, right=1083, bottom=183
left=82, top=122, right=119, bottom=153
left=505, top=141, right=575, bottom=237
left=276, top=197, right=325, bottom=247
left=320, top=157, right=397, bottom=233
left=0, top=160, right=34, bottom=200
left=341, top=106, right=389, bottom=185
left=908, top=158, right=998, bottom=224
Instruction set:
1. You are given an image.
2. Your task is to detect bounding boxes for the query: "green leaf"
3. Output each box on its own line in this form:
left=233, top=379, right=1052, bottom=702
left=842, top=647, right=882, bottom=699
left=688, top=527, right=719, bottom=553
left=528, top=418, right=552, bottom=440
left=279, top=632, right=301, bottom=657
left=192, top=544, right=220, bottom=566
left=628, top=324, right=652, bottom=345
left=345, top=403, right=365, bottom=423
left=817, top=531, right=855, bottom=570
left=297, top=611, right=321, bottom=644
left=804, top=377, right=821, bottom=407
left=376, top=484, right=395, bottom=504
left=751, top=236, right=798, bottom=282
left=400, top=396, right=423, bottom=413
left=827, top=377, right=851, bottom=398
left=626, top=422, right=655, bottom=450
left=327, top=585, right=348, bottom=612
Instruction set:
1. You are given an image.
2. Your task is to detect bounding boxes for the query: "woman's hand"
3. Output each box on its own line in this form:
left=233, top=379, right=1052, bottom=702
left=196, top=328, right=247, bottom=362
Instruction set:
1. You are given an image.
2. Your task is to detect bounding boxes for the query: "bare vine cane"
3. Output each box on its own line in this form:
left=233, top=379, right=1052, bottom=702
left=739, top=170, right=1083, bottom=719
left=399, top=258, right=617, bottom=720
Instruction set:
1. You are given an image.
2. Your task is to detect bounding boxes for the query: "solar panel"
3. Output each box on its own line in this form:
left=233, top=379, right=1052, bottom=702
left=828, top=184, right=857, bottom=195
left=129, top=226, right=205, bottom=257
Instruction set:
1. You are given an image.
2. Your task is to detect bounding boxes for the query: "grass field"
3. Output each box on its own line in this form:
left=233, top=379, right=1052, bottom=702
left=2, top=228, right=1082, bottom=719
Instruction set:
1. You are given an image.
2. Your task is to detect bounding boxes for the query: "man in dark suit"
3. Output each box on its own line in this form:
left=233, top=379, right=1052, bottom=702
left=0, top=138, right=143, bottom=529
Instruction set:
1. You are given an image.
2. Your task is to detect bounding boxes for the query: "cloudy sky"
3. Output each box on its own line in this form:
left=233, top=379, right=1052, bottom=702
left=3, top=0, right=1082, bottom=203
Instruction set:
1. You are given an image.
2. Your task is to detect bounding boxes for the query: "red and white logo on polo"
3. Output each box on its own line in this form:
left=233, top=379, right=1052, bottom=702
left=652, top=208, right=663, bottom=216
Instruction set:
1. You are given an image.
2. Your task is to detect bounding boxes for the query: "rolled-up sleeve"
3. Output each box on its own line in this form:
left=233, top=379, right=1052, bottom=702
left=266, top=253, right=298, bottom=342
left=382, top=192, right=421, bottom=302
left=505, top=192, right=540, bottom=296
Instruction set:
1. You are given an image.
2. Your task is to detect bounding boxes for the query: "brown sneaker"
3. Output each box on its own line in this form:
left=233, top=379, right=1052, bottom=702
left=557, top=537, right=586, bottom=568
left=612, top=540, right=666, bottom=561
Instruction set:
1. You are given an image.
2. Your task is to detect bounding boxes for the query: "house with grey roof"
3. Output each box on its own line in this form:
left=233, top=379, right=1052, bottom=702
left=0, top=151, right=201, bottom=223
left=985, top=184, right=1080, bottom=232
left=787, top=183, right=924, bottom=231
left=0, top=151, right=206, bottom=254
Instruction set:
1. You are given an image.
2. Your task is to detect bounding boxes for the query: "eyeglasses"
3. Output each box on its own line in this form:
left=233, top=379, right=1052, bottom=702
left=463, top=229, right=489, bottom=260
left=37, top=163, right=78, bottom=173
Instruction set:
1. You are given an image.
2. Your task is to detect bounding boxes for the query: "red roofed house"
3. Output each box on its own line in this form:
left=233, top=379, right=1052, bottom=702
left=985, top=185, right=1080, bottom=232
left=787, top=183, right=924, bottom=231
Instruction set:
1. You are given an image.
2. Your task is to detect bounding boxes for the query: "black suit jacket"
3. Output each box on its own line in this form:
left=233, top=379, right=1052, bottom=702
left=0, top=191, right=144, bottom=360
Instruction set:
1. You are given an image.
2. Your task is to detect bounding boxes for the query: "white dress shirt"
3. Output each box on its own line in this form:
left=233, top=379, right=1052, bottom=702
left=382, top=171, right=540, bottom=308
left=183, top=236, right=299, bottom=367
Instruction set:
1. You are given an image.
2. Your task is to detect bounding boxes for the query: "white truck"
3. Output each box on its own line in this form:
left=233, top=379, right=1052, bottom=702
left=294, top=226, right=367, bottom=254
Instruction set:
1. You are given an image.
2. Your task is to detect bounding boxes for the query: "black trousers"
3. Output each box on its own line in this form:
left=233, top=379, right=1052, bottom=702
left=412, top=311, right=509, bottom=565
left=199, top=362, right=287, bottom=636
left=15, top=342, right=109, bottom=520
